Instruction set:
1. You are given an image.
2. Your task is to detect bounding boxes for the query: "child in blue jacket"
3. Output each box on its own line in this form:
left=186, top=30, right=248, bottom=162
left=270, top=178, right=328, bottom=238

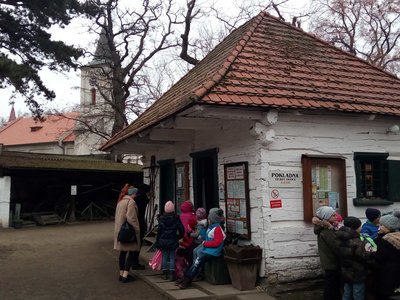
left=178, top=207, right=225, bottom=289
left=361, top=208, right=381, bottom=239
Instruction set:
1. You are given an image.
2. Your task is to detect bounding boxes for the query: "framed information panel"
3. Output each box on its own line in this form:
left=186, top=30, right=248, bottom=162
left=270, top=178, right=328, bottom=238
left=175, top=162, right=189, bottom=214
left=224, top=162, right=251, bottom=240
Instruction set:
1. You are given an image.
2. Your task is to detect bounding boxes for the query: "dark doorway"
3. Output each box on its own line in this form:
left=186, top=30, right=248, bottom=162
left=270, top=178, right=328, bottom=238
left=8, top=169, right=142, bottom=223
left=191, top=148, right=219, bottom=212
left=158, top=159, right=175, bottom=213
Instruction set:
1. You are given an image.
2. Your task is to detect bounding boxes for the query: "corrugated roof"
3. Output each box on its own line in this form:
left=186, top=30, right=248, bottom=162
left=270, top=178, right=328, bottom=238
left=0, top=112, right=78, bottom=146
left=101, top=11, right=400, bottom=150
left=0, top=151, right=142, bottom=172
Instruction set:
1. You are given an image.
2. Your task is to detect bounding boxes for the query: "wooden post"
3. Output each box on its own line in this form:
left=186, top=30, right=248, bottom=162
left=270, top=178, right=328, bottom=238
left=69, top=185, right=77, bottom=222
left=69, top=195, right=76, bottom=222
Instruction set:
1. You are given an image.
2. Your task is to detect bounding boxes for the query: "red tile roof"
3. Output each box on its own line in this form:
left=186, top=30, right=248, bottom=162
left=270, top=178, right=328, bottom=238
left=101, top=11, right=400, bottom=150
left=0, top=112, right=78, bottom=146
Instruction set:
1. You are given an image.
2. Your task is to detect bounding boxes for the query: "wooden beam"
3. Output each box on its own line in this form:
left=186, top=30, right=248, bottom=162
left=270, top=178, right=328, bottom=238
left=188, top=106, right=264, bottom=121
left=149, top=128, right=194, bottom=141
left=109, top=136, right=173, bottom=154
left=173, top=116, right=222, bottom=130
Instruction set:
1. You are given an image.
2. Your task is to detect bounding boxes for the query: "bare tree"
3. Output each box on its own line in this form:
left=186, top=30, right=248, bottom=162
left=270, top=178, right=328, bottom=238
left=83, top=0, right=180, bottom=137
left=74, top=0, right=304, bottom=147
left=0, top=116, right=6, bottom=127
left=310, top=0, right=400, bottom=74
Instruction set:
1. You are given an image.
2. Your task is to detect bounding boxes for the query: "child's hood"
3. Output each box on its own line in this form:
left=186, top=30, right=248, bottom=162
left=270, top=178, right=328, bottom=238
left=312, top=216, right=333, bottom=234
left=198, top=219, right=208, bottom=228
left=180, top=200, right=194, bottom=213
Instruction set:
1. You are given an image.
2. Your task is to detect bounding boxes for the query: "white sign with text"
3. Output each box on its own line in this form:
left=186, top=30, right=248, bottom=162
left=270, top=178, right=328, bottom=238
left=269, top=170, right=302, bottom=187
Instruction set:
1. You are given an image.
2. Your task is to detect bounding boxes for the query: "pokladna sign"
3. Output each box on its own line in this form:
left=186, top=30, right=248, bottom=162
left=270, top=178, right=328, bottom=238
left=269, top=170, right=302, bottom=187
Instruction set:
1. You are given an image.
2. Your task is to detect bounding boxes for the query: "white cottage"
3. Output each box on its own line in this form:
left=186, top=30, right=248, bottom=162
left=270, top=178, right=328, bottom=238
left=101, top=12, right=400, bottom=282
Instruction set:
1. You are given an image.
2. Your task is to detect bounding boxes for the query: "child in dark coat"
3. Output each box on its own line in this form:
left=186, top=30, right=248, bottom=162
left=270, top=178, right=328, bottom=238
left=336, top=216, right=375, bottom=300
left=312, top=206, right=342, bottom=300
left=155, top=201, right=184, bottom=281
left=373, top=209, right=400, bottom=300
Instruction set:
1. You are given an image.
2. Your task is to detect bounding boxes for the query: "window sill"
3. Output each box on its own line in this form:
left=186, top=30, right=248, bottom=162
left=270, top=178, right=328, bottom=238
left=353, top=198, right=394, bottom=207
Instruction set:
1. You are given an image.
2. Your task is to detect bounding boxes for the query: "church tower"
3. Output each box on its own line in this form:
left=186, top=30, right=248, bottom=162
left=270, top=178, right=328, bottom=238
left=75, top=28, right=115, bottom=155
left=7, top=102, right=16, bottom=123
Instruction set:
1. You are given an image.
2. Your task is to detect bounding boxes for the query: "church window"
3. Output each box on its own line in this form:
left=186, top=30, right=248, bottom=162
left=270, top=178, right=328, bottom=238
left=90, top=88, right=96, bottom=105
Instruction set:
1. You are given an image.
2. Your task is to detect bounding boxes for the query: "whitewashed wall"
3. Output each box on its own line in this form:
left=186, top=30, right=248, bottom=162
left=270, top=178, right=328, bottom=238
left=0, top=176, right=11, bottom=228
left=4, top=142, right=75, bottom=155
left=260, top=110, right=400, bottom=282
left=140, top=109, right=400, bottom=283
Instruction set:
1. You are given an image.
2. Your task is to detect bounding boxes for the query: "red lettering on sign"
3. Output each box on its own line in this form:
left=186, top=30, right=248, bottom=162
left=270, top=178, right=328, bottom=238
left=270, top=199, right=282, bottom=208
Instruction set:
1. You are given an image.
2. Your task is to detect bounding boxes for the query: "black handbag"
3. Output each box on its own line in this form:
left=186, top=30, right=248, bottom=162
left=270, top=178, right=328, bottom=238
left=117, top=221, right=136, bottom=243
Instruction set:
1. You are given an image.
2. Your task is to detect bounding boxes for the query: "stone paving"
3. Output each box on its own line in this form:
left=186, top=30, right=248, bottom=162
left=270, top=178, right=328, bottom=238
left=136, top=247, right=275, bottom=300
left=132, top=268, right=274, bottom=300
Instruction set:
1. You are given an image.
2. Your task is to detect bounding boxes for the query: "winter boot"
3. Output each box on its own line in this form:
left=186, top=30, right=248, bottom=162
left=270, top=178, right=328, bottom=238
left=178, top=276, right=192, bottom=289
left=175, top=277, right=184, bottom=286
left=162, top=270, right=168, bottom=280
left=169, top=270, right=176, bottom=282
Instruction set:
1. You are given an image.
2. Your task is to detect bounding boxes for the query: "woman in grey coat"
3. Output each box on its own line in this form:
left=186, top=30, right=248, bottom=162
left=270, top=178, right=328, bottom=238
left=114, top=185, right=141, bottom=283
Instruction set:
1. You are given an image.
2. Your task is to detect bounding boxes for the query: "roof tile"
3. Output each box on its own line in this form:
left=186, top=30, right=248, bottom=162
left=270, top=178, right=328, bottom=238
left=0, top=113, right=78, bottom=146
left=102, top=11, right=400, bottom=150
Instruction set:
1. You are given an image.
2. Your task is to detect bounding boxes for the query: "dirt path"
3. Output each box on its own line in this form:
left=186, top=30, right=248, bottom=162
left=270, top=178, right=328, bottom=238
left=0, top=221, right=168, bottom=300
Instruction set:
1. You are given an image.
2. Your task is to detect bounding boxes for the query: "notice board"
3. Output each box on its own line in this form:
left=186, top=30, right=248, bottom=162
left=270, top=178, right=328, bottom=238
left=175, top=162, right=189, bottom=214
left=224, top=162, right=251, bottom=240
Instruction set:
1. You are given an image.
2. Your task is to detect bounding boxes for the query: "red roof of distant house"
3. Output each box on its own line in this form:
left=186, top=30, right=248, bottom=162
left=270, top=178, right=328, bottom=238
left=101, top=11, right=400, bottom=150
left=0, top=112, right=78, bottom=146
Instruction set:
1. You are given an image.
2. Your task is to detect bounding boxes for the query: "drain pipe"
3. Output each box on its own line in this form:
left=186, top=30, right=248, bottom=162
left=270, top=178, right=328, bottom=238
left=58, top=139, right=66, bottom=155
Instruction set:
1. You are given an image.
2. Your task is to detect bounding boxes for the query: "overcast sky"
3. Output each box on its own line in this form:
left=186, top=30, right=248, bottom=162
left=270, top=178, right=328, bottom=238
left=0, top=0, right=312, bottom=120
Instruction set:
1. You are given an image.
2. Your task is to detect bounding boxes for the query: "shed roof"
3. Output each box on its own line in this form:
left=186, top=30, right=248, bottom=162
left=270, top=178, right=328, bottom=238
left=0, top=151, right=142, bottom=172
left=101, top=11, right=400, bottom=151
left=0, top=112, right=78, bottom=146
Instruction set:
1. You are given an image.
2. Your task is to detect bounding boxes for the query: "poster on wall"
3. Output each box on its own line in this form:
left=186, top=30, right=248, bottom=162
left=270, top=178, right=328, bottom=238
left=311, top=164, right=341, bottom=210
left=224, top=162, right=251, bottom=239
left=175, top=162, right=189, bottom=213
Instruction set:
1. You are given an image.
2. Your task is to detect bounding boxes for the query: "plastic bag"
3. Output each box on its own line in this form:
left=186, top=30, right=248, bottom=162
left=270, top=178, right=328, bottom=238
left=149, top=249, right=162, bottom=270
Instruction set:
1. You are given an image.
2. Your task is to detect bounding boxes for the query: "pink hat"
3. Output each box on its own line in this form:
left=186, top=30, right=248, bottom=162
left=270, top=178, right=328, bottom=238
left=164, top=201, right=175, bottom=213
left=195, top=208, right=207, bottom=221
left=335, top=212, right=343, bottom=222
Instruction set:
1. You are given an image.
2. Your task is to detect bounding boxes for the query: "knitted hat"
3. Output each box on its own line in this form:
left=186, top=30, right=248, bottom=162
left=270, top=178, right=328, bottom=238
left=164, top=201, right=175, bottom=213
left=209, top=208, right=224, bottom=224
left=365, top=208, right=381, bottom=222
left=334, top=212, right=343, bottom=223
left=195, top=208, right=207, bottom=221
left=316, top=206, right=335, bottom=221
left=344, top=216, right=362, bottom=230
left=380, top=209, right=400, bottom=231
left=127, top=187, right=138, bottom=195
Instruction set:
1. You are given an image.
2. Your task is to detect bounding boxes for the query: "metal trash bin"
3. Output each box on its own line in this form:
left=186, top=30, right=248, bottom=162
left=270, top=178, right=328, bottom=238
left=224, top=244, right=262, bottom=290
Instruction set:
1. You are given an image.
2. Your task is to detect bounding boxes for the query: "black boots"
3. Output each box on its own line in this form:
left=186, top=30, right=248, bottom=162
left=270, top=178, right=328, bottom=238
left=162, top=270, right=168, bottom=280
left=169, top=270, right=176, bottom=282
left=120, top=274, right=135, bottom=283
left=162, top=270, right=177, bottom=281
left=178, top=276, right=192, bottom=289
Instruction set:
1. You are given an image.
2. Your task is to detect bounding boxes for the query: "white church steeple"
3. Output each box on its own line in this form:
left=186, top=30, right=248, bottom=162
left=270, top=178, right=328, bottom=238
left=75, top=28, right=114, bottom=155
